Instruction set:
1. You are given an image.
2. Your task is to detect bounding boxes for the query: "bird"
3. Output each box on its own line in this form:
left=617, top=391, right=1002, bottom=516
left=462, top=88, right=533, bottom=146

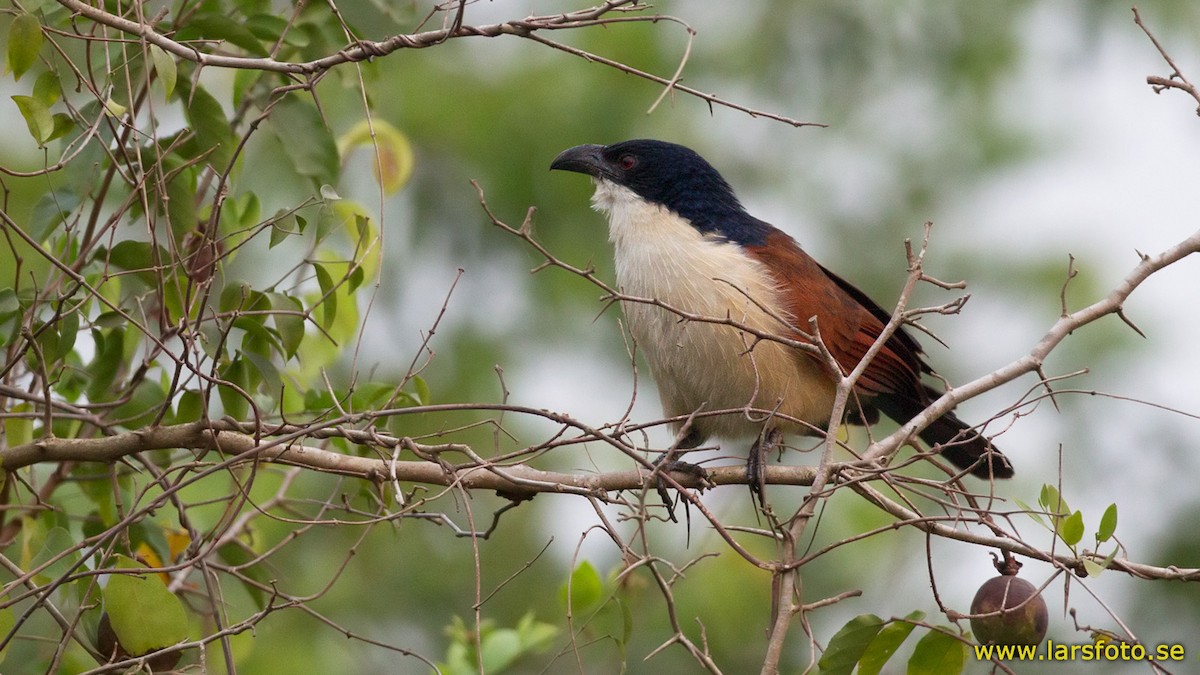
left=549, top=139, right=1013, bottom=499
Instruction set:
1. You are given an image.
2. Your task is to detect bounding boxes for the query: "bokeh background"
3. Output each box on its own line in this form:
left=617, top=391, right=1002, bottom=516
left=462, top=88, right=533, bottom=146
left=5, top=1, right=1200, bottom=672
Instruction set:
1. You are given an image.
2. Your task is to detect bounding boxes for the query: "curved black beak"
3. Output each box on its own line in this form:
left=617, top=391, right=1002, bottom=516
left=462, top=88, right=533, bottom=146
left=550, top=144, right=608, bottom=178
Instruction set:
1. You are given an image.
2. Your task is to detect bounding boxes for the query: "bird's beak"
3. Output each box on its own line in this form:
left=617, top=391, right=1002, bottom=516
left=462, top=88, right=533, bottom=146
left=550, top=144, right=608, bottom=178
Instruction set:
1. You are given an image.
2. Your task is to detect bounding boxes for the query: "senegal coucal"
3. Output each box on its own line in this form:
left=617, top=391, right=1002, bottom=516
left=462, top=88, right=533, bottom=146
left=550, top=140, right=1013, bottom=491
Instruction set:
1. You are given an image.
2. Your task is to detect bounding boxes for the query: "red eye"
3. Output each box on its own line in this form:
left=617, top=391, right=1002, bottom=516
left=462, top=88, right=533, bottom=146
left=618, top=154, right=637, bottom=171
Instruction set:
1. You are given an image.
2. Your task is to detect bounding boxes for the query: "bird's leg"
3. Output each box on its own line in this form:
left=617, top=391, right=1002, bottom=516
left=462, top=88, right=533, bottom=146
left=654, top=427, right=709, bottom=523
left=748, top=427, right=783, bottom=508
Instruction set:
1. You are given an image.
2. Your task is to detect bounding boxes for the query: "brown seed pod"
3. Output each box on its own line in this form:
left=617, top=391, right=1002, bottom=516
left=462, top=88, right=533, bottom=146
left=969, top=575, right=1049, bottom=646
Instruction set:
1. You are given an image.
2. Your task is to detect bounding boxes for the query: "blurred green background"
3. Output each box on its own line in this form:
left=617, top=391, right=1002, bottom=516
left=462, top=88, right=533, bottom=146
left=4, top=1, right=1200, bottom=672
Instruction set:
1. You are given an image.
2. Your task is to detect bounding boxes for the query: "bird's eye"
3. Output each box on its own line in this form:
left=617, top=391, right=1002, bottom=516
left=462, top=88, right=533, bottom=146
left=618, top=154, right=637, bottom=171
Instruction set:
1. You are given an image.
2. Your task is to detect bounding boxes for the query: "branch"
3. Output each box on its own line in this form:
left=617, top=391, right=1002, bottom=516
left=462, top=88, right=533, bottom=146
left=0, top=420, right=816, bottom=496
left=861, top=228, right=1200, bottom=466
left=1134, top=7, right=1200, bottom=114
left=54, top=0, right=631, bottom=74
left=53, top=0, right=819, bottom=128
left=851, top=479, right=1200, bottom=582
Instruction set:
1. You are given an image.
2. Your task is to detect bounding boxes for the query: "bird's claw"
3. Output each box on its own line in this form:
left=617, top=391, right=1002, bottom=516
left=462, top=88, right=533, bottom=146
left=653, top=457, right=709, bottom=524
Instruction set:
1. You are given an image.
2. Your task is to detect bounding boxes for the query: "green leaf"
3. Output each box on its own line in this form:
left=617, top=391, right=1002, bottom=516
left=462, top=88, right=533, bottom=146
left=314, top=203, right=335, bottom=242
left=183, top=83, right=234, bottom=171
left=175, top=390, right=204, bottom=424
left=29, top=189, right=80, bottom=242
left=559, top=560, right=603, bottom=613
left=245, top=14, right=291, bottom=43
left=231, top=66, right=260, bottom=109
left=1060, top=510, right=1084, bottom=547
left=269, top=217, right=294, bottom=248
left=29, top=525, right=81, bottom=583
left=4, top=408, right=34, bottom=447
left=241, top=349, right=281, bottom=398
left=313, top=262, right=337, bottom=330
left=858, top=612, right=923, bottom=675
left=0, top=288, right=19, bottom=315
left=102, top=97, right=126, bottom=117
left=1096, top=503, right=1117, bottom=543
left=0, top=605, right=14, bottom=664
left=818, top=614, right=884, bottom=675
left=412, top=376, right=431, bottom=405
left=349, top=382, right=396, bottom=412
left=52, top=309, right=79, bottom=363
left=107, top=241, right=170, bottom=285
left=1087, top=545, right=1120, bottom=579
left=347, top=265, right=365, bottom=293
left=1038, top=484, right=1068, bottom=518
left=103, top=555, right=189, bottom=656
left=267, top=98, right=340, bottom=186
left=85, top=327, right=125, bottom=402
left=907, top=629, right=965, bottom=675
left=216, top=543, right=267, bottom=609
left=1014, top=498, right=1046, bottom=528
left=269, top=293, right=304, bottom=359
left=164, top=164, right=198, bottom=237
left=149, top=44, right=177, bottom=99
left=44, top=113, right=74, bottom=143
left=33, top=70, right=60, bottom=106
left=175, top=13, right=269, bottom=57
left=112, top=379, right=166, bottom=428
left=1081, top=558, right=1105, bottom=578
left=7, top=13, right=43, bottom=81
left=515, top=612, right=560, bottom=652
left=480, top=629, right=521, bottom=672
left=12, top=95, right=53, bottom=144
left=219, top=358, right=251, bottom=420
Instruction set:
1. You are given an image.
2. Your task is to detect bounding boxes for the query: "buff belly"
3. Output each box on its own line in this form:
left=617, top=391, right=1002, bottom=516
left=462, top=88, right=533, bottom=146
left=593, top=181, right=836, bottom=441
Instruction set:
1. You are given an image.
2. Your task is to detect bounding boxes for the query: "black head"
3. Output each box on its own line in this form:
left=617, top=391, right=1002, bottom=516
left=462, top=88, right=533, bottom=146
left=551, top=140, right=769, bottom=244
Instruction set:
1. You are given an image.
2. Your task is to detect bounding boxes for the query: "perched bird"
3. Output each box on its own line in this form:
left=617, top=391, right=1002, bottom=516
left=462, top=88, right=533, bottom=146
left=549, top=139, right=1013, bottom=493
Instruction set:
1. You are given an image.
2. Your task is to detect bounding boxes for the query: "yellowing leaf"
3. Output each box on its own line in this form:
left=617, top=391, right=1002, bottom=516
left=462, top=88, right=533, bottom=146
left=102, top=97, right=127, bottom=118
left=337, top=118, right=414, bottom=194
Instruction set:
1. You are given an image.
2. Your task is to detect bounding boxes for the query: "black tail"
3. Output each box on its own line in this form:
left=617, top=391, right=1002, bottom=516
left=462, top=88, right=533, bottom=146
left=875, top=392, right=1014, bottom=479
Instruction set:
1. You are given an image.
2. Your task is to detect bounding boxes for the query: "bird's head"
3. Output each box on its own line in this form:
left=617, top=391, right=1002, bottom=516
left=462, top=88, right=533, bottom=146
left=551, top=140, right=755, bottom=240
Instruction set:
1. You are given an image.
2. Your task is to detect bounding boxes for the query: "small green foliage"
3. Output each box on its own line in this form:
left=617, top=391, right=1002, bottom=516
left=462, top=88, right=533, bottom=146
left=439, top=614, right=559, bottom=675
left=818, top=613, right=966, bottom=675
left=7, top=12, right=43, bottom=81
left=1030, top=486, right=1120, bottom=571
left=559, top=560, right=604, bottom=614
left=148, top=44, right=177, bottom=99
left=268, top=98, right=341, bottom=187
left=907, top=628, right=965, bottom=675
left=1059, top=510, right=1085, bottom=547
left=102, top=555, right=189, bottom=656
left=858, top=611, right=923, bottom=675
left=1096, top=503, right=1118, bottom=543
left=0, top=604, right=13, bottom=664
left=12, top=94, right=53, bottom=145
left=818, top=614, right=885, bottom=675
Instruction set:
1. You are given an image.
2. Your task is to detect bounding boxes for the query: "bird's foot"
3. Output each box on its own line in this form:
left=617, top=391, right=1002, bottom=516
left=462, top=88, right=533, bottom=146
left=747, top=428, right=783, bottom=509
left=652, top=454, right=709, bottom=524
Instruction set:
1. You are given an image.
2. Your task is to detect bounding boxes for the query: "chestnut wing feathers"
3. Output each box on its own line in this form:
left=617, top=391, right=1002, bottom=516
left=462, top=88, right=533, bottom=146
left=743, top=229, right=930, bottom=403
